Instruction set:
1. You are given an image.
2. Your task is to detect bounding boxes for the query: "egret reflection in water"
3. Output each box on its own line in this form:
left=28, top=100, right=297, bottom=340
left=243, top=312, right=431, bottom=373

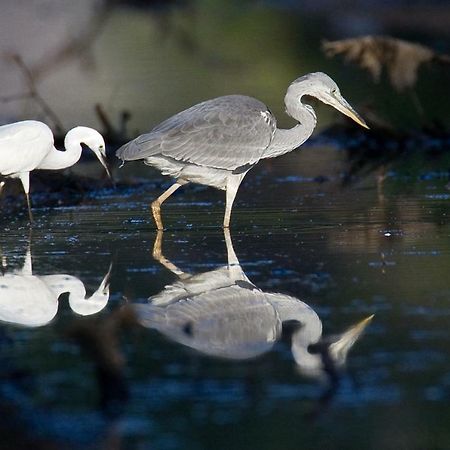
left=0, top=245, right=112, bottom=327
left=134, top=230, right=373, bottom=380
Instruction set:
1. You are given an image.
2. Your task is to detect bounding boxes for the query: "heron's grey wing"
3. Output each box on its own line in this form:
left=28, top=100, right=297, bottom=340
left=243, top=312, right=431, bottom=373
left=116, top=95, right=276, bottom=171
left=150, top=266, right=239, bottom=306
left=135, top=286, right=281, bottom=359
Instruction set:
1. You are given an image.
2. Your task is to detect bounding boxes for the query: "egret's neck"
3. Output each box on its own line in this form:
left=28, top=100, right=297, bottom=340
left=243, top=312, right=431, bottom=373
left=263, top=89, right=317, bottom=160
left=41, top=274, right=87, bottom=299
left=41, top=274, right=108, bottom=316
left=36, top=131, right=83, bottom=170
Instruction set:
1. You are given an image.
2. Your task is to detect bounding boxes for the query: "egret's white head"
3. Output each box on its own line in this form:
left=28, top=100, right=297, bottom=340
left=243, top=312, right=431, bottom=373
left=69, top=264, right=112, bottom=316
left=66, top=126, right=111, bottom=178
left=289, top=72, right=369, bottom=129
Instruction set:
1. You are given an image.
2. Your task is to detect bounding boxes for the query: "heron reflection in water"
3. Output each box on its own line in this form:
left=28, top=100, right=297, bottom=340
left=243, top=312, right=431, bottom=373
left=0, top=245, right=112, bottom=327
left=135, top=230, right=373, bottom=385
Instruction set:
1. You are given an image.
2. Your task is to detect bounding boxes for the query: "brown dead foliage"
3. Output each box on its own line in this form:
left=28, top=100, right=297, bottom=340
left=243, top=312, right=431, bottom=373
left=322, top=35, right=450, bottom=92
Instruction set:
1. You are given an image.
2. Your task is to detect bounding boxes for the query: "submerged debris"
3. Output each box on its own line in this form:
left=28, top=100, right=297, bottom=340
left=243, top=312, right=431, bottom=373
left=67, top=306, right=137, bottom=418
left=320, top=122, right=450, bottom=183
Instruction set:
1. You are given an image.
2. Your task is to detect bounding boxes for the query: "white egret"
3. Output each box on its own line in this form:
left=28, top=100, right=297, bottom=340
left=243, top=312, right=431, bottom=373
left=0, top=120, right=111, bottom=221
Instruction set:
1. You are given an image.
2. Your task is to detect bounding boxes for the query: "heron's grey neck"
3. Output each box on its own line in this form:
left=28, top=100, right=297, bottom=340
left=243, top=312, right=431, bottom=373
left=36, top=132, right=83, bottom=170
left=263, top=90, right=317, bottom=160
left=268, top=295, right=323, bottom=373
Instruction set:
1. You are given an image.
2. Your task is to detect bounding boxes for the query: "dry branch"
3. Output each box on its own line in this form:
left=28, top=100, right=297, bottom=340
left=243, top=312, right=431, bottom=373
left=322, top=35, right=450, bottom=92
left=3, top=53, right=65, bottom=133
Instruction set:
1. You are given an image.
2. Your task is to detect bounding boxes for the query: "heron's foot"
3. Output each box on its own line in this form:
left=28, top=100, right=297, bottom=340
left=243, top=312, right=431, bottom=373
left=151, top=201, right=164, bottom=231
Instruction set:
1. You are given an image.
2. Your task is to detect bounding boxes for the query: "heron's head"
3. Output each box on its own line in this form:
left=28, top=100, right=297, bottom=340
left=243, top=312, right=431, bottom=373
left=289, top=72, right=369, bottom=129
left=69, top=126, right=111, bottom=178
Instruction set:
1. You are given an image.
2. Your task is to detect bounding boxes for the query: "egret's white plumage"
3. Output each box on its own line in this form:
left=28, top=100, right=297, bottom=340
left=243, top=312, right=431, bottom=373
left=117, top=72, right=368, bottom=229
left=0, top=247, right=112, bottom=327
left=0, top=120, right=110, bottom=220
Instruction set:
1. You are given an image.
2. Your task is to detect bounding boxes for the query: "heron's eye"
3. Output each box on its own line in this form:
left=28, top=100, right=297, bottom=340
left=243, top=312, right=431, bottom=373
left=331, top=88, right=337, bottom=95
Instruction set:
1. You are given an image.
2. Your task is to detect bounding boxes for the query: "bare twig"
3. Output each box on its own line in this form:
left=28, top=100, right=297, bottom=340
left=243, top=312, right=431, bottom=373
left=5, top=53, right=65, bottom=133
left=0, top=92, right=33, bottom=103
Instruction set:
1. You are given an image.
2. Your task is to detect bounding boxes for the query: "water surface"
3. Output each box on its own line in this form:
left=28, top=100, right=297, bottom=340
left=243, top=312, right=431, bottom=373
left=1, top=147, right=449, bottom=449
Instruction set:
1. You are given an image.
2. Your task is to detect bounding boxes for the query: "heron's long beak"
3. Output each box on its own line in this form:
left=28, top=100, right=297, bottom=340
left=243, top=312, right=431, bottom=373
left=330, top=92, right=369, bottom=129
left=329, top=314, right=374, bottom=362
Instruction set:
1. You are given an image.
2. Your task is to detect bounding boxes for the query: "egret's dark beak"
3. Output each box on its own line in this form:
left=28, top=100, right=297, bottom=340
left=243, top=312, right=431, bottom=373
left=330, top=92, right=369, bottom=129
left=99, top=263, right=113, bottom=294
left=96, top=152, right=112, bottom=180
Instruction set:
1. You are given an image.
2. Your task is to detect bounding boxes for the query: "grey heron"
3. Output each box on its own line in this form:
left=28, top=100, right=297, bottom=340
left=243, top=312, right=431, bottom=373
left=0, top=120, right=111, bottom=221
left=117, top=72, right=368, bottom=229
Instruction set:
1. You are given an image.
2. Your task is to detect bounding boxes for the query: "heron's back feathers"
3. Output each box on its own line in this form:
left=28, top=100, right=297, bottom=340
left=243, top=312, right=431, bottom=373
left=116, top=95, right=276, bottom=171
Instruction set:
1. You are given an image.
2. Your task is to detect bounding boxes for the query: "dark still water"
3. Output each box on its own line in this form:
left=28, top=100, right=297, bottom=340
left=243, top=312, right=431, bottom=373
left=1, top=147, right=450, bottom=449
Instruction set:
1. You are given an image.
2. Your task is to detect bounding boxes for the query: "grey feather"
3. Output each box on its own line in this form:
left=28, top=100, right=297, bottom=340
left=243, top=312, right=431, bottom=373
left=116, top=95, right=276, bottom=171
left=135, top=286, right=282, bottom=359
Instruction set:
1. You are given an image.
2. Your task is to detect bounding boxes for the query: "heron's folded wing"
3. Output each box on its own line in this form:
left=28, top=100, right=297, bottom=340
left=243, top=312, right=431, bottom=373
left=116, top=95, right=276, bottom=171
left=135, top=286, right=280, bottom=359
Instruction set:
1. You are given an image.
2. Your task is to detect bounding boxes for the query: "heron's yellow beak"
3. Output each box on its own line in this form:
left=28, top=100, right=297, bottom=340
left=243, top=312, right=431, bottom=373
left=329, top=314, right=374, bottom=360
left=330, top=92, right=369, bottom=129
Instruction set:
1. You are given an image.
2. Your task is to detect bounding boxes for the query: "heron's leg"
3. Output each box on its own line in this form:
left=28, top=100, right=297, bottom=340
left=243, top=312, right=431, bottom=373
left=151, top=181, right=186, bottom=230
left=224, top=228, right=239, bottom=266
left=152, top=230, right=164, bottom=260
left=152, top=230, right=189, bottom=279
left=223, top=228, right=252, bottom=283
left=223, top=174, right=245, bottom=228
left=0, top=181, right=5, bottom=197
left=18, top=172, right=33, bottom=222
